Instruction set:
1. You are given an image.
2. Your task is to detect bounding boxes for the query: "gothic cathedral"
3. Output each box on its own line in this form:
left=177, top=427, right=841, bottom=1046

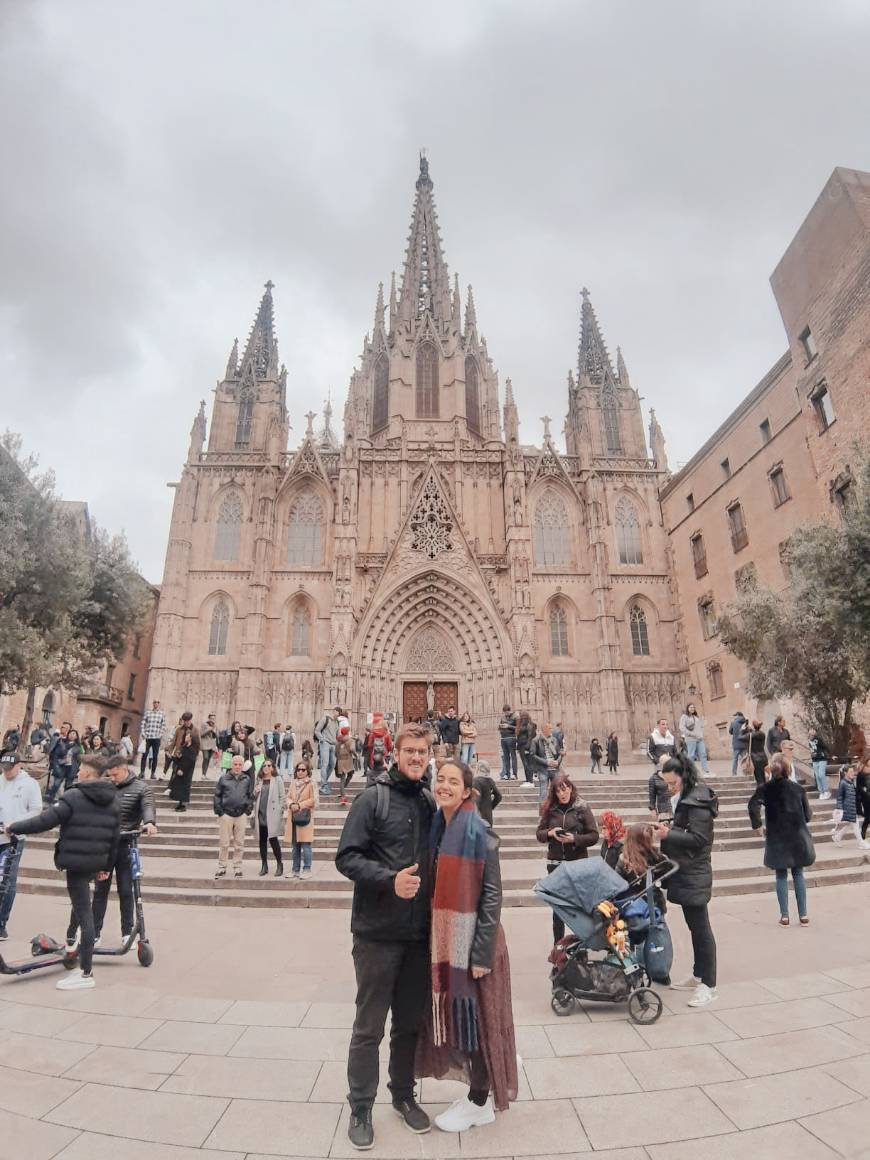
left=148, top=158, right=687, bottom=746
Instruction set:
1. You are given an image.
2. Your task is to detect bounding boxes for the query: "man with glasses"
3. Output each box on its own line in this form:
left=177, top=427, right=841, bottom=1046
left=336, top=723, right=436, bottom=1151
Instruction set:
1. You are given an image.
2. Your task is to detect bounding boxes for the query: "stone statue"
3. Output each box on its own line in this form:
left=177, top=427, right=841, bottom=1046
left=426, top=680, right=435, bottom=713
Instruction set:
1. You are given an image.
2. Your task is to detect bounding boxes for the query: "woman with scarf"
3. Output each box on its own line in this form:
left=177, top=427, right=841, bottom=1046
left=417, top=760, right=518, bottom=1133
left=168, top=712, right=201, bottom=813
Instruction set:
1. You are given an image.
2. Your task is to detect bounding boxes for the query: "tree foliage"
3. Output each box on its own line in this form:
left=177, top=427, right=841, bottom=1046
left=0, top=432, right=148, bottom=700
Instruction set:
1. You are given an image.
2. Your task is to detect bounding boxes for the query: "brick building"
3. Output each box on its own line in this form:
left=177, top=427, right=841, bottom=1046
left=661, top=167, right=870, bottom=755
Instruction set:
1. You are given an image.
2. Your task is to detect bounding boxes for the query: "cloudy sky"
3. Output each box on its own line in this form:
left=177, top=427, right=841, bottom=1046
left=2, top=0, right=868, bottom=582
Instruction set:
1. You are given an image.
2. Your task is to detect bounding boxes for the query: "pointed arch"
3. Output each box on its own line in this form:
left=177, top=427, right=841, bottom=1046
left=614, top=495, right=643, bottom=565
left=235, top=384, right=254, bottom=449
left=628, top=603, right=650, bottom=656
left=602, top=381, right=621, bottom=453
left=549, top=604, right=569, bottom=656
left=533, top=489, right=571, bottom=567
left=208, top=598, right=230, bottom=656
left=416, top=341, right=439, bottom=418
left=287, top=491, right=324, bottom=566
left=372, top=352, right=389, bottom=433
left=214, top=491, right=243, bottom=561
left=465, top=355, right=481, bottom=435
left=287, top=595, right=313, bottom=656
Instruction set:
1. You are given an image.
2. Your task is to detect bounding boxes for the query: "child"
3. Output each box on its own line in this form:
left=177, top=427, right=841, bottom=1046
left=6, top=753, right=120, bottom=990
left=599, top=810, right=626, bottom=868
left=832, top=764, right=870, bottom=849
left=334, top=728, right=356, bottom=805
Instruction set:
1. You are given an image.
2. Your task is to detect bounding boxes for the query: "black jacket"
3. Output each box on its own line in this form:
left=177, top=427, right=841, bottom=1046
left=660, top=782, right=719, bottom=906
left=115, top=774, right=156, bottom=831
left=766, top=725, right=790, bottom=756
left=606, top=737, right=619, bottom=766
left=10, top=780, right=120, bottom=873
left=472, top=775, right=502, bottom=826
left=214, top=771, right=254, bottom=817
left=729, top=714, right=749, bottom=751
left=497, top=711, right=517, bottom=739
left=536, top=801, right=598, bottom=863
left=648, top=771, right=672, bottom=815
left=438, top=715, right=460, bottom=745
left=530, top=733, right=561, bottom=774
left=335, top=768, right=435, bottom=942
left=748, top=778, right=816, bottom=870
left=516, top=720, right=537, bottom=752
left=808, top=736, right=829, bottom=762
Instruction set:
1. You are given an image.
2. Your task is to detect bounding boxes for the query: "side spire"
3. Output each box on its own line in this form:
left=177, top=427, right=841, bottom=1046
left=373, top=281, right=385, bottom=335
left=225, top=338, right=239, bottom=380
left=397, top=154, right=452, bottom=326
left=389, top=271, right=397, bottom=331
left=464, top=284, right=477, bottom=336
left=578, top=287, right=616, bottom=386
left=240, top=280, right=279, bottom=378
left=616, top=345, right=630, bottom=387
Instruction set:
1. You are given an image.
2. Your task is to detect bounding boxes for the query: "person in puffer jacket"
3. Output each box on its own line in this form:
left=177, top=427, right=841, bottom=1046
left=7, top=754, right=120, bottom=992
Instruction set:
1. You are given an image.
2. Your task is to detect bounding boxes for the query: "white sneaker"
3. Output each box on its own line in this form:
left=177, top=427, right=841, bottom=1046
left=670, top=975, right=701, bottom=990
left=65, top=937, right=79, bottom=952
left=832, top=832, right=843, bottom=844
left=521, top=782, right=536, bottom=790
left=56, top=969, right=96, bottom=991
left=820, top=792, right=831, bottom=800
left=858, top=841, right=870, bottom=850
left=300, top=869, right=312, bottom=881
left=93, top=936, right=101, bottom=948
left=434, top=1095, right=495, bottom=1133
left=688, top=983, right=717, bottom=1007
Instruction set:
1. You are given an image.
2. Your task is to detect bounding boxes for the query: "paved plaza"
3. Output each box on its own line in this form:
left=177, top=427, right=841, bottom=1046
left=1, top=880, right=869, bottom=1159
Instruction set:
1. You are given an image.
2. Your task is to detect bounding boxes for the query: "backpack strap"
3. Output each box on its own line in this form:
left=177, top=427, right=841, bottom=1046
left=372, top=777, right=435, bottom=822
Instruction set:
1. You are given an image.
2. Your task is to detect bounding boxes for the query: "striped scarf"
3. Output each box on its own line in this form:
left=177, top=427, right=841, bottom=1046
left=430, top=798, right=489, bottom=1053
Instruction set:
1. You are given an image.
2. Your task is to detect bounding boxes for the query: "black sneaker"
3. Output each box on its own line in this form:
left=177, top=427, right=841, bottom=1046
left=392, top=1096, right=430, bottom=1134
left=0, top=926, right=8, bottom=941
left=348, top=1105, right=374, bottom=1151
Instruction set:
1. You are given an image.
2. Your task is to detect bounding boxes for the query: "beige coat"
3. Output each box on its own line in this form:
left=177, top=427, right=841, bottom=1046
left=285, top=776, right=316, bottom=844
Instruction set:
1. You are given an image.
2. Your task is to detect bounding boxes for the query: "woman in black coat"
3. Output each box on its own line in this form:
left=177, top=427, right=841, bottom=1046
left=654, top=754, right=719, bottom=1008
left=605, top=733, right=619, bottom=774
left=748, top=720, right=768, bottom=784
left=748, top=753, right=814, bottom=926
left=536, top=775, right=598, bottom=941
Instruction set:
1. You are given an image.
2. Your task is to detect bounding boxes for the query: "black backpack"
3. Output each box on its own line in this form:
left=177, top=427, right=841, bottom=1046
left=281, top=732, right=294, bottom=753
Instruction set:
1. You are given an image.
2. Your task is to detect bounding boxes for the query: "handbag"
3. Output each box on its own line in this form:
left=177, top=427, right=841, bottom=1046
left=740, top=752, right=754, bottom=776
left=643, top=869, right=674, bottom=983
left=290, top=783, right=312, bottom=827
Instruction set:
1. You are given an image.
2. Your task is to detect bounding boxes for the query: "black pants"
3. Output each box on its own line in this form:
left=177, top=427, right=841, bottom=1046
left=202, top=749, right=214, bottom=776
left=258, top=825, right=282, bottom=865
left=347, top=937, right=429, bottom=1110
left=140, top=737, right=161, bottom=777
left=65, top=871, right=96, bottom=974
left=519, top=748, right=534, bottom=783
left=92, top=840, right=134, bottom=937
left=546, top=863, right=565, bottom=942
left=680, top=902, right=717, bottom=987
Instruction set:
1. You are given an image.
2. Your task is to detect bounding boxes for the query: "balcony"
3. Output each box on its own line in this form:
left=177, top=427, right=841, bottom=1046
left=730, top=528, right=749, bottom=553
left=78, top=681, right=123, bottom=707
left=693, top=553, right=708, bottom=579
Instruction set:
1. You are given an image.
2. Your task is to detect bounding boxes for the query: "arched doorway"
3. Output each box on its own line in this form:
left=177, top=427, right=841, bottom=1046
left=400, top=626, right=458, bottom=721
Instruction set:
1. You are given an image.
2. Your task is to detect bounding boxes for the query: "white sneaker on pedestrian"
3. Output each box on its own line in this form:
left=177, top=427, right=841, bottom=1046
left=93, top=936, right=101, bottom=948
left=820, top=792, right=831, bottom=800
left=65, top=937, right=79, bottom=952
left=56, top=969, right=95, bottom=991
left=832, top=832, right=843, bottom=844
left=688, top=983, right=717, bottom=1007
left=434, top=1095, right=495, bottom=1133
left=858, top=841, right=870, bottom=850
left=669, top=974, right=701, bottom=990
left=300, top=869, right=312, bottom=881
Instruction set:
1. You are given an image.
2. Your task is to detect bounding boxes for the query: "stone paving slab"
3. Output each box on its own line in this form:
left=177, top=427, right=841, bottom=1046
left=703, top=1066, right=859, bottom=1129
left=0, top=1063, right=81, bottom=1118
left=165, top=1053, right=322, bottom=1101
left=138, top=1016, right=246, bottom=1055
left=800, top=1095, right=870, bottom=1155
left=715, top=1025, right=864, bottom=1077
left=571, top=1087, right=735, bottom=1148
left=53, top=1135, right=246, bottom=1160
left=56, top=1010, right=164, bottom=1048
left=44, top=1083, right=230, bottom=1147
left=620, top=1043, right=744, bottom=1090
left=0, top=1109, right=79, bottom=1160
left=204, top=1098, right=342, bottom=1156
left=645, top=1120, right=843, bottom=1159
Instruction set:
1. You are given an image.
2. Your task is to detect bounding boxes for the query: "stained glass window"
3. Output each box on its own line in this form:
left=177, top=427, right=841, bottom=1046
left=208, top=599, right=230, bottom=656
left=287, top=493, right=324, bottom=566
left=615, top=497, right=643, bottom=565
left=629, top=604, right=650, bottom=656
left=416, top=342, right=439, bottom=418
left=533, top=490, right=570, bottom=566
left=214, top=492, right=243, bottom=561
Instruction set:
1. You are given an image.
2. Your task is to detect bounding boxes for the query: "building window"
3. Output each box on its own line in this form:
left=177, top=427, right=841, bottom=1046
left=830, top=469, right=854, bottom=516
left=614, top=496, right=643, bottom=565
left=720, top=458, right=731, bottom=480
left=727, top=502, right=749, bottom=552
left=686, top=493, right=695, bottom=513
left=698, top=596, right=717, bottom=640
left=602, top=383, right=621, bottom=453
left=549, top=606, right=569, bottom=656
left=799, top=326, right=818, bottom=363
left=287, top=492, right=324, bottom=566
left=127, top=673, right=136, bottom=700
left=533, top=490, right=571, bottom=567
left=629, top=604, right=650, bottom=656
left=735, top=561, right=758, bottom=591
left=105, top=663, right=116, bottom=689
left=289, top=603, right=312, bottom=656
left=372, top=353, right=389, bottom=433
left=465, top=356, right=481, bottom=435
left=132, top=634, right=142, bottom=660
left=760, top=419, right=771, bottom=445
left=690, top=532, right=708, bottom=579
left=768, top=465, right=790, bottom=507
left=208, top=599, right=230, bottom=656
left=707, top=661, right=725, bottom=699
left=415, top=341, right=439, bottom=419
left=235, top=385, right=254, bottom=449
left=214, top=492, right=243, bottom=561
left=811, top=382, right=835, bottom=432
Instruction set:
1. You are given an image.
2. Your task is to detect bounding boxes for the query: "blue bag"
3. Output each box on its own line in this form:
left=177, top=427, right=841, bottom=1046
left=643, top=869, right=673, bottom=983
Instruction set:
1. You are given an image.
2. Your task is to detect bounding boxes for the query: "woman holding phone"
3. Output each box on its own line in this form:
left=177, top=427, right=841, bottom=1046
left=536, top=775, right=598, bottom=942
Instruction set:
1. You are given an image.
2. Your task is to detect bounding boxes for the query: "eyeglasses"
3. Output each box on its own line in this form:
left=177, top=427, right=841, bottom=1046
left=294, top=766, right=307, bottom=773
left=398, top=747, right=429, bottom=757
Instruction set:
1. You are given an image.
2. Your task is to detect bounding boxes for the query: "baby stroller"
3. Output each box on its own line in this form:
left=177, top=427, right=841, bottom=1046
left=534, top=858, right=674, bottom=1025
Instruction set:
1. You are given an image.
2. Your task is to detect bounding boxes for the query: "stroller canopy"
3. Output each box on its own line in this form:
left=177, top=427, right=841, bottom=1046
left=534, top=859, right=628, bottom=941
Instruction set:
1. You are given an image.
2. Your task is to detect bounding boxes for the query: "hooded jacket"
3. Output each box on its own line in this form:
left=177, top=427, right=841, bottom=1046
left=660, top=782, right=719, bottom=906
left=10, top=779, right=120, bottom=872
left=115, top=773, right=156, bottom=831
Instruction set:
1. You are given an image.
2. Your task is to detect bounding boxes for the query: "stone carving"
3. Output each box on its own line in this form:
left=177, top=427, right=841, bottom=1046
left=409, top=476, right=453, bottom=560
left=406, top=627, right=457, bottom=673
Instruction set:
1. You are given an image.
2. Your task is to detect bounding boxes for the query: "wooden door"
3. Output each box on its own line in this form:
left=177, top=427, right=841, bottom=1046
left=403, top=682, right=428, bottom=721
left=434, top=683, right=458, bottom=716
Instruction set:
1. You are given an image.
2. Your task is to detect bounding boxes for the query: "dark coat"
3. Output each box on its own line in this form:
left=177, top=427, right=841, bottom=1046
left=837, top=778, right=858, bottom=823
left=214, top=771, right=254, bottom=817
left=729, top=714, right=749, bottom=751
left=660, top=782, right=719, bottom=906
left=335, top=768, right=435, bottom=942
left=438, top=715, right=460, bottom=746
left=516, top=719, right=536, bottom=752
left=590, top=741, right=603, bottom=761
left=606, top=737, right=619, bottom=767
left=472, top=775, right=502, bottom=826
left=808, top=735, right=829, bottom=762
left=115, top=774, right=156, bottom=831
left=530, top=733, right=561, bottom=774
left=766, top=725, right=790, bottom=756
left=648, top=771, right=672, bottom=815
left=536, top=800, right=598, bottom=863
left=10, top=779, right=120, bottom=873
left=857, top=772, right=870, bottom=817
left=748, top=778, right=816, bottom=870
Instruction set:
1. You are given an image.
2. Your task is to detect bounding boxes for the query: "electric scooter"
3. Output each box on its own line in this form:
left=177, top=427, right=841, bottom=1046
left=92, top=828, right=154, bottom=967
left=0, top=838, right=79, bottom=977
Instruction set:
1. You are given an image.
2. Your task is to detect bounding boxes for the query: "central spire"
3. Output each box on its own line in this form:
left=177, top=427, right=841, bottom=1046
left=239, top=281, right=279, bottom=379
left=397, top=154, right=452, bottom=327
left=578, top=287, right=616, bottom=387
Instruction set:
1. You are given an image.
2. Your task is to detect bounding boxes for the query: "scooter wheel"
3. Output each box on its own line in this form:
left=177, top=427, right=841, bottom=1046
left=627, top=987, right=663, bottom=1025
left=62, top=954, right=78, bottom=970
left=137, top=941, right=154, bottom=968
left=551, top=988, right=576, bottom=1017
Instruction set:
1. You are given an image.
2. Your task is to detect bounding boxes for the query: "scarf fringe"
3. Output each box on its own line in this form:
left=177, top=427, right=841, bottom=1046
left=432, top=992, right=480, bottom=1053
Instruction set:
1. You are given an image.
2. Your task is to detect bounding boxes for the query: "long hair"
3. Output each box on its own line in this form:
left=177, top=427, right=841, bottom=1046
left=599, top=810, right=625, bottom=845
left=621, top=822, right=658, bottom=876
left=540, top=773, right=576, bottom=816
left=662, top=750, right=700, bottom=793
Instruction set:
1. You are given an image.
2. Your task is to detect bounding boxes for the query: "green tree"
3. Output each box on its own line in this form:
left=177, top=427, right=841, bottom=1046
left=717, top=450, right=870, bottom=755
left=0, top=433, right=148, bottom=740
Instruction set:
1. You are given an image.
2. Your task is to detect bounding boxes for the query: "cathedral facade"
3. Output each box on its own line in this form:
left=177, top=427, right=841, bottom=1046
left=148, top=158, right=687, bottom=747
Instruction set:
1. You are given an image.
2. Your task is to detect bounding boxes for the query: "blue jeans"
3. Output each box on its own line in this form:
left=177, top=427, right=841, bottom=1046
left=460, top=743, right=475, bottom=764
left=685, top=737, right=709, bottom=772
left=500, top=736, right=517, bottom=779
left=812, top=761, right=828, bottom=795
left=318, top=742, right=335, bottom=792
left=775, top=867, right=807, bottom=918
left=731, top=749, right=745, bottom=775
left=0, top=842, right=22, bottom=928
left=292, top=838, right=312, bottom=873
